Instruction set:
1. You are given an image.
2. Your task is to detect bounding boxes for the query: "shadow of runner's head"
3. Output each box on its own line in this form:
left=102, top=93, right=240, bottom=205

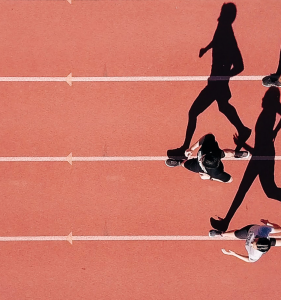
left=218, top=3, right=237, bottom=24
left=262, top=87, right=281, bottom=110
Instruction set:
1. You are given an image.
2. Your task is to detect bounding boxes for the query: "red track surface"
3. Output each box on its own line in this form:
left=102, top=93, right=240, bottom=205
left=1, top=0, right=281, bottom=299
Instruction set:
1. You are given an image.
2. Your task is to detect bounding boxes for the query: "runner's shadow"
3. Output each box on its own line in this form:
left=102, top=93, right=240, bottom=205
left=167, top=3, right=250, bottom=159
left=211, top=87, right=281, bottom=232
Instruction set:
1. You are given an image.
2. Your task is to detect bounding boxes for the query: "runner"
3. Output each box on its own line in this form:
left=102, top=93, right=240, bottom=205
left=166, top=133, right=249, bottom=183
left=209, top=220, right=281, bottom=263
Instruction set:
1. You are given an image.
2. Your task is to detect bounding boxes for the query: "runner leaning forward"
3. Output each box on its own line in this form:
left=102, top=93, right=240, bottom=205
left=165, top=133, right=249, bottom=183
left=209, top=219, right=281, bottom=263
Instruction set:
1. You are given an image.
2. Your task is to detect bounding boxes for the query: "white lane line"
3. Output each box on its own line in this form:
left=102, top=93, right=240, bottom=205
left=0, top=74, right=264, bottom=86
left=0, top=77, right=67, bottom=82
left=0, top=236, right=67, bottom=242
left=0, top=157, right=69, bottom=162
left=68, top=75, right=264, bottom=82
left=3, top=234, right=281, bottom=244
left=68, top=156, right=281, bottom=161
left=0, top=156, right=168, bottom=163
left=0, top=154, right=280, bottom=165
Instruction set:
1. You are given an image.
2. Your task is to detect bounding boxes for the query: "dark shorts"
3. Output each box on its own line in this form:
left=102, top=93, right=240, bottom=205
left=234, top=224, right=276, bottom=246
left=207, top=79, right=232, bottom=102
left=183, top=159, right=231, bottom=182
left=234, top=225, right=255, bottom=239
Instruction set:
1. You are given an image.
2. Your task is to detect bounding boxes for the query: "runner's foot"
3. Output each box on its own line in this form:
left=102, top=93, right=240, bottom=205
left=210, top=217, right=229, bottom=232
left=234, top=151, right=250, bottom=158
left=165, top=159, right=183, bottom=167
left=235, top=127, right=251, bottom=151
left=167, top=147, right=187, bottom=160
left=262, top=74, right=281, bottom=87
left=209, top=229, right=223, bottom=237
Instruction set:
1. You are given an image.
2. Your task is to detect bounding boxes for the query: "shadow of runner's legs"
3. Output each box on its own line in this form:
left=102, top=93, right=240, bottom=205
left=217, top=99, right=251, bottom=151
left=215, top=81, right=251, bottom=151
left=210, top=159, right=258, bottom=231
left=259, top=159, right=281, bottom=201
left=217, top=101, right=247, bottom=134
left=167, top=84, right=216, bottom=159
left=182, top=84, right=216, bottom=149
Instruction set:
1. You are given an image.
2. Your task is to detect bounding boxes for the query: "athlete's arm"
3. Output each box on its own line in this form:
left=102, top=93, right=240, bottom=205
left=212, top=176, right=233, bottom=183
left=221, top=249, right=252, bottom=263
left=185, top=135, right=207, bottom=157
left=199, top=173, right=211, bottom=180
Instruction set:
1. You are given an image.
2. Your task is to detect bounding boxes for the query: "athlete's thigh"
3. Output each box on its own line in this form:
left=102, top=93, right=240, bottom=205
left=189, top=84, right=216, bottom=115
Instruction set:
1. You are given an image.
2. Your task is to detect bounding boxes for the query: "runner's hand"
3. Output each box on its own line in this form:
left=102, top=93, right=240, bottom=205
left=221, top=249, right=234, bottom=256
left=184, top=150, right=192, bottom=158
left=199, top=173, right=211, bottom=180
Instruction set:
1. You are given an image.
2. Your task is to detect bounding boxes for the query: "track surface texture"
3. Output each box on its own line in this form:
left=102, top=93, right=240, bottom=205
left=1, top=1, right=281, bottom=299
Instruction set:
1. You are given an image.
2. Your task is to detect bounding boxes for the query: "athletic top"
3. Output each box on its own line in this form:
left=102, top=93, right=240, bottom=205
left=245, top=225, right=272, bottom=262
left=197, top=134, right=225, bottom=173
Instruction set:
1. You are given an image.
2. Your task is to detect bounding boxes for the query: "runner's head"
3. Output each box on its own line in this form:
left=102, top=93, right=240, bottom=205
left=202, top=152, right=220, bottom=169
left=255, top=238, right=271, bottom=253
left=218, top=3, right=237, bottom=24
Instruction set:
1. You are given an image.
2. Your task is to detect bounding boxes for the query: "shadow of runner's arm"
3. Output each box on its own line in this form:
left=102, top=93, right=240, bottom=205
left=199, top=41, right=213, bottom=57
left=229, top=47, right=244, bottom=77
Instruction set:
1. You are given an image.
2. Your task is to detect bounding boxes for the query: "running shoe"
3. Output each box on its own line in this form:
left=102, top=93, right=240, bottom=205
left=210, top=217, right=229, bottom=232
left=167, top=147, right=186, bottom=160
left=235, top=127, right=251, bottom=152
left=165, top=159, right=183, bottom=167
left=234, top=151, right=250, bottom=159
left=209, top=230, right=223, bottom=237
left=262, top=74, right=281, bottom=87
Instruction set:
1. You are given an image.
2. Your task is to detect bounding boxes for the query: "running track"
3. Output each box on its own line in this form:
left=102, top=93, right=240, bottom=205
left=1, top=0, right=281, bottom=299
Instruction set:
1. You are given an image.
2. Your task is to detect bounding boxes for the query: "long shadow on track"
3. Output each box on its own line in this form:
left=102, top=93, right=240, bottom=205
left=211, top=87, right=281, bottom=232
left=167, top=2, right=250, bottom=160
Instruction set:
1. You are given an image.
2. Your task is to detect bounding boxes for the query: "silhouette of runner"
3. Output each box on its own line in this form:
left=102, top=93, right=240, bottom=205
left=211, top=87, right=281, bottom=232
left=168, top=2, right=251, bottom=160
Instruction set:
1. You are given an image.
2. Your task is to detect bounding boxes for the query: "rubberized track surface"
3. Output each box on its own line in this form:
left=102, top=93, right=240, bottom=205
left=1, top=1, right=281, bottom=299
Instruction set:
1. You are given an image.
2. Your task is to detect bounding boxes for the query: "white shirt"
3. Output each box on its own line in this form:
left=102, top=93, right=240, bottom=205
left=245, top=225, right=272, bottom=262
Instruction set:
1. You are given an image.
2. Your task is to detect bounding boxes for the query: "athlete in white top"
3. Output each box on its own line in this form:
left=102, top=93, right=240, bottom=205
left=209, top=219, right=281, bottom=263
